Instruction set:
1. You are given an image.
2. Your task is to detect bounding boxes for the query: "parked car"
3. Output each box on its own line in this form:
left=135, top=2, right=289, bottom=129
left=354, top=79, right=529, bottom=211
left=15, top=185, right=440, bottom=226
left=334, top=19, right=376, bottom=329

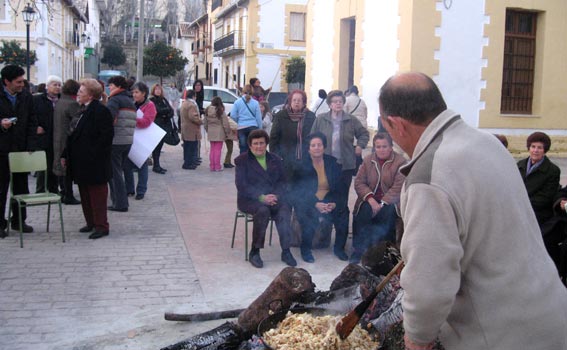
left=180, top=86, right=239, bottom=114
left=98, top=70, right=127, bottom=95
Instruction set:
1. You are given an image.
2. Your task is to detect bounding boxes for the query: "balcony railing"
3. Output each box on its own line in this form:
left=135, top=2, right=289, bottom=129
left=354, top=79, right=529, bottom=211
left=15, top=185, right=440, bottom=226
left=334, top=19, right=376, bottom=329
left=213, top=30, right=245, bottom=57
left=66, top=30, right=80, bottom=49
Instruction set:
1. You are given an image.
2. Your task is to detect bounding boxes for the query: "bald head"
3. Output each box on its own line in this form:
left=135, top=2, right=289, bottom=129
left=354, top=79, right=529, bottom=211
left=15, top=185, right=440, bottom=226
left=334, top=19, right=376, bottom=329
left=379, top=72, right=447, bottom=126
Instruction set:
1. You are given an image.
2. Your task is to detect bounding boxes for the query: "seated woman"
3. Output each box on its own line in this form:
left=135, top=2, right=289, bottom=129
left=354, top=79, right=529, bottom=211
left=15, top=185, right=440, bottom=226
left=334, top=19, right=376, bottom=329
left=291, top=132, right=343, bottom=263
left=351, top=132, right=406, bottom=264
left=517, top=131, right=561, bottom=226
left=234, top=129, right=297, bottom=269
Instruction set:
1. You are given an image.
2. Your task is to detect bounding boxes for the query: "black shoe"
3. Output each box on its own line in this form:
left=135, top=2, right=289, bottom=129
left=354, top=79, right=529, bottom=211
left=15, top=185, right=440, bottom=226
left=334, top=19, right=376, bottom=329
left=0, top=228, right=7, bottom=239
left=281, top=249, right=297, bottom=267
left=135, top=194, right=144, bottom=200
left=89, top=231, right=109, bottom=239
left=108, top=206, right=128, bottom=212
left=11, top=223, right=34, bottom=233
left=249, top=251, right=264, bottom=268
left=333, top=248, right=348, bottom=261
left=223, top=163, right=235, bottom=169
left=127, top=192, right=135, bottom=197
left=152, top=167, right=167, bottom=174
left=182, top=164, right=197, bottom=170
left=79, top=225, right=94, bottom=233
left=62, top=197, right=81, bottom=205
left=349, top=251, right=362, bottom=264
left=301, top=250, right=315, bottom=263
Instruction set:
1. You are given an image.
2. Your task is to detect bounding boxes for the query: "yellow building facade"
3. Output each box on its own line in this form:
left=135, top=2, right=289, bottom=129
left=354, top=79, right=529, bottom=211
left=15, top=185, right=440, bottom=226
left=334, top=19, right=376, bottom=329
left=305, top=0, right=567, bottom=132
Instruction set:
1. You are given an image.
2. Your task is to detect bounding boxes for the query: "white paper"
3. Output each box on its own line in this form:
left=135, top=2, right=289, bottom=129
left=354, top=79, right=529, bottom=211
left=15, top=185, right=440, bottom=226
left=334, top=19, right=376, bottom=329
left=128, top=123, right=166, bottom=168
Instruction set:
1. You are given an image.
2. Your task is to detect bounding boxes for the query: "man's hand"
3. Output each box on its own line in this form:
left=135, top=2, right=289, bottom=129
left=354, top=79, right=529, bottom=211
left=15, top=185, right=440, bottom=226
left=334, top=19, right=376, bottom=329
left=60, top=158, right=66, bottom=168
left=404, top=335, right=434, bottom=350
left=355, top=145, right=363, bottom=156
left=37, top=126, right=45, bottom=134
left=368, top=197, right=382, bottom=217
left=1, top=118, right=14, bottom=130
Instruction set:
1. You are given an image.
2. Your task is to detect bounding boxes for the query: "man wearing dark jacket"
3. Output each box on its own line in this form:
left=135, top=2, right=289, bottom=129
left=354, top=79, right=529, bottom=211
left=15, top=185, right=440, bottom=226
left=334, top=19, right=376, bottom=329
left=0, top=65, right=38, bottom=237
left=33, top=75, right=62, bottom=194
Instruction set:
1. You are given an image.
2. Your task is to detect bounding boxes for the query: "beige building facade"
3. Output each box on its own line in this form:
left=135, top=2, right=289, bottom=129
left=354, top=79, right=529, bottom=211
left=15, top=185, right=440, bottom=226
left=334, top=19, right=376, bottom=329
left=305, top=0, right=567, bottom=133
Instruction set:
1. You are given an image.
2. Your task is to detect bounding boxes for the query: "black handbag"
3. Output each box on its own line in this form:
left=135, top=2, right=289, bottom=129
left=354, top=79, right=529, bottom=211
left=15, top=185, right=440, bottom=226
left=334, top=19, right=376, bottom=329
left=163, top=118, right=180, bottom=146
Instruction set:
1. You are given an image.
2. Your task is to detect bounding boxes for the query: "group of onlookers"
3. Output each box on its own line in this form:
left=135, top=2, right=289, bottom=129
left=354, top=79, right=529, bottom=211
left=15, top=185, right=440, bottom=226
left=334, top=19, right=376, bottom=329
left=0, top=63, right=178, bottom=240
left=234, top=86, right=407, bottom=268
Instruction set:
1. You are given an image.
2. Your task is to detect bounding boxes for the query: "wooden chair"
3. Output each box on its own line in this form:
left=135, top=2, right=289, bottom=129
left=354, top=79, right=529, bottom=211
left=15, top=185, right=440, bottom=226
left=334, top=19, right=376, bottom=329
left=7, top=151, right=65, bottom=248
left=231, top=210, right=274, bottom=261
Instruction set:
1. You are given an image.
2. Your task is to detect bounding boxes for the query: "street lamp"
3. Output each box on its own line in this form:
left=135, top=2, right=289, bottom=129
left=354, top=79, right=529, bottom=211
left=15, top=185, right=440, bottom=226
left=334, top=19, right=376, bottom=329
left=22, top=3, right=37, bottom=83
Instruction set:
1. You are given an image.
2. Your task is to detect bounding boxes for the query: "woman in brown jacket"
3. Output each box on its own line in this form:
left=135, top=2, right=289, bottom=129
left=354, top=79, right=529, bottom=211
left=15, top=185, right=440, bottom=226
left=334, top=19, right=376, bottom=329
left=180, top=89, right=202, bottom=169
left=350, top=132, right=406, bottom=263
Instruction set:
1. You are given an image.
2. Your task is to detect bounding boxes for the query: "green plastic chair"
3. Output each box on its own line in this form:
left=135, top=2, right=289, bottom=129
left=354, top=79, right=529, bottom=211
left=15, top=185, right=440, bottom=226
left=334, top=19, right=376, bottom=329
left=7, top=151, right=65, bottom=248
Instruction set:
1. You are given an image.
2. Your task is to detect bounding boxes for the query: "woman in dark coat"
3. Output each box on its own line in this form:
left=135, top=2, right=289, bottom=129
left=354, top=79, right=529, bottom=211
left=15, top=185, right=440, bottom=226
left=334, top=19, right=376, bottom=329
left=269, top=90, right=316, bottom=179
left=517, top=131, right=561, bottom=226
left=235, top=129, right=297, bottom=269
left=290, top=132, right=343, bottom=263
left=149, top=84, right=174, bottom=174
left=62, top=79, right=114, bottom=239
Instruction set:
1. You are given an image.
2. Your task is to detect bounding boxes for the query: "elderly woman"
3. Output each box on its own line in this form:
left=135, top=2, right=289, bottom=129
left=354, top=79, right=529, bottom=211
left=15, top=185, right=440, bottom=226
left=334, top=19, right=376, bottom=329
left=351, top=133, right=406, bottom=263
left=123, top=82, right=156, bottom=200
left=269, top=89, right=316, bottom=179
left=235, top=129, right=297, bottom=269
left=290, top=132, right=343, bottom=263
left=517, top=131, right=561, bottom=226
left=310, top=89, right=369, bottom=260
left=61, top=79, right=114, bottom=239
left=34, top=75, right=62, bottom=194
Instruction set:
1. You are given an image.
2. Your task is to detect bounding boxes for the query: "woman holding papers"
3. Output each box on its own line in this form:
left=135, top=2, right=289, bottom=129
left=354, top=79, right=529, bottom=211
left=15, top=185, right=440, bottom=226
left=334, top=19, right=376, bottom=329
left=123, top=82, right=156, bottom=200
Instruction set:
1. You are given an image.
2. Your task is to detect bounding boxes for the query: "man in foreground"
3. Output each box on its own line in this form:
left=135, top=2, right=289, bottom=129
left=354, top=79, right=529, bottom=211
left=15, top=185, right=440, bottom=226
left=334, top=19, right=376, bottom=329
left=379, top=72, right=567, bottom=349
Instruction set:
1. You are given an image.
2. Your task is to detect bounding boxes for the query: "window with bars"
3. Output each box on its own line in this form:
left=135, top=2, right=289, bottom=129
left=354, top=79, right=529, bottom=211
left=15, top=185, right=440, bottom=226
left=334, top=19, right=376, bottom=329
left=289, top=12, right=306, bottom=42
left=501, top=10, right=537, bottom=114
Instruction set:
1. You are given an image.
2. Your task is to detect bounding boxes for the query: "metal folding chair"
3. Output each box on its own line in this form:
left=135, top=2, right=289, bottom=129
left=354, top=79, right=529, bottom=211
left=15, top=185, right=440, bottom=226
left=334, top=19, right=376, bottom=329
left=231, top=210, right=273, bottom=261
left=7, top=151, right=65, bottom=248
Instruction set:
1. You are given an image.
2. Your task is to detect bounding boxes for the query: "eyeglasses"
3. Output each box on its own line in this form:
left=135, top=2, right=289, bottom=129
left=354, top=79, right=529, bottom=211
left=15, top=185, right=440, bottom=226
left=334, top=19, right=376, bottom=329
left=330, top=99, right=344, bottom=105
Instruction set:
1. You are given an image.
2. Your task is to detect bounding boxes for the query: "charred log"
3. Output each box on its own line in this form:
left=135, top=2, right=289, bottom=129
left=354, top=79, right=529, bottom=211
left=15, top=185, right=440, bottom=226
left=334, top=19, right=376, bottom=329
left=159, top=321, right=243, bottom=350
left=237, top=267, right=315, bottom=333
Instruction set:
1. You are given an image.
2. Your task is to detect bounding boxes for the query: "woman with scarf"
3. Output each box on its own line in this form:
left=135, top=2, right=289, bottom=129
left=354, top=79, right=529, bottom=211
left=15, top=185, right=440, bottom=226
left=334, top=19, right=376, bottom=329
left=123, top=82, right=156, bottom=200
left=269, top=89, right=316, bottom=180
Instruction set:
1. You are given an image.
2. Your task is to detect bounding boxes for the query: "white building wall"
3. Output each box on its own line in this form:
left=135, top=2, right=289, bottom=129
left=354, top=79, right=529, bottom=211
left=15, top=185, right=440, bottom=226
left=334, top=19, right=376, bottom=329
left=434, top=0, right=488, bottom=127
left=360, top=0, right=399, bottom=128
left=256, top=0, right=307, bottom=93
left=308, top=0, right=335, bottom=106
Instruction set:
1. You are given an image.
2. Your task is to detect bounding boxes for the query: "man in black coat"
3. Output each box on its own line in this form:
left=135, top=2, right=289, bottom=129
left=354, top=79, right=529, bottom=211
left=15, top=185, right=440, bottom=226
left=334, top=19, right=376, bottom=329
left=0, top=65, right=38, bottom=237
left=63, top=79, right=114, bottom=239
left=235, top=129, right=296, bottom=268
left=33, top=75, right=62, bottom=194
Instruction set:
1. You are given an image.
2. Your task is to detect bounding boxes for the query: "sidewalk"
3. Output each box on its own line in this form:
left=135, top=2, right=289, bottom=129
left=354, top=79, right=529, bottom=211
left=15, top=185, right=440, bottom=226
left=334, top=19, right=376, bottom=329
left=0, top=142, right=346, bottom=350
left=1, top=143, right=567, bottom=350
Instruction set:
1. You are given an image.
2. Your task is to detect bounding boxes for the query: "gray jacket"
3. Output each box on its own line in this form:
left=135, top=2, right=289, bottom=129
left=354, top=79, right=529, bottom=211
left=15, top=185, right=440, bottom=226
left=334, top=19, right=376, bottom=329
left=310, top=111, right=369, bottom=171
left=399, top=110, right=567, bottom=349
left=106, top=90, right=136, bottom=145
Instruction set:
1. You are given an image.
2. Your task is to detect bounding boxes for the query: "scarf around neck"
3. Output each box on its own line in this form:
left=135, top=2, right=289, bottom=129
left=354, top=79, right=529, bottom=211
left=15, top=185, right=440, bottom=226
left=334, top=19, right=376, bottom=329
left=287, top=105, right=306, bottom=160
